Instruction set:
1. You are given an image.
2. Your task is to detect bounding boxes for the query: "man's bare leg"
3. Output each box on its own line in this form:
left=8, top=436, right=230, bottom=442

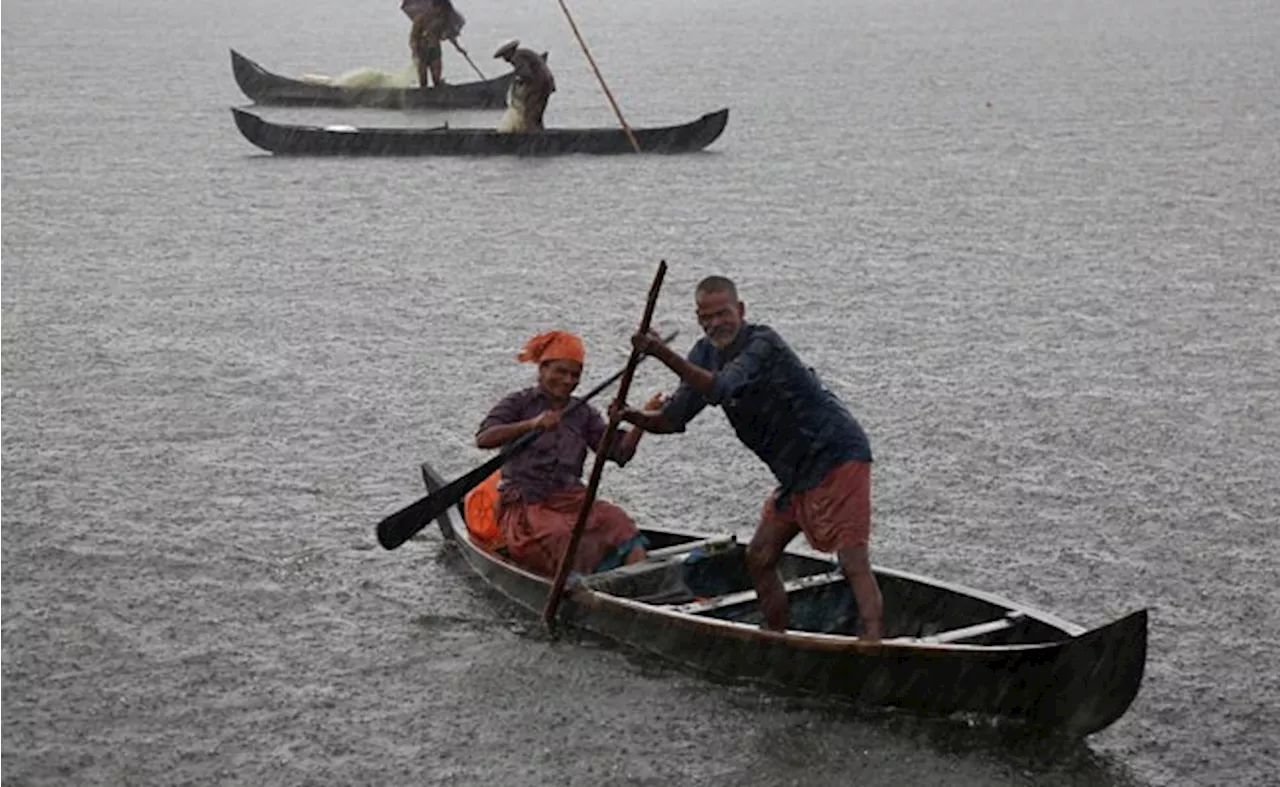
left=746, top=518, right=801, bottom=631
left=836, top=543, right=883, bottom=641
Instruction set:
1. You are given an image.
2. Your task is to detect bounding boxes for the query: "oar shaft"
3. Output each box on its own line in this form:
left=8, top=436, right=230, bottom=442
left=542, top=261, right=667, bottom=630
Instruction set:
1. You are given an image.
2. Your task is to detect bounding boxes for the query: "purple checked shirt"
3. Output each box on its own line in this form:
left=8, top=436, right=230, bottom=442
left=478, top=387, right=631, bottom=503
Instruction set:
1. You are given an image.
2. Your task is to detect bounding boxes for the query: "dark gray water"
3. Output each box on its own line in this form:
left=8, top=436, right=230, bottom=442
left=3, top=0, right=1278, bottom=784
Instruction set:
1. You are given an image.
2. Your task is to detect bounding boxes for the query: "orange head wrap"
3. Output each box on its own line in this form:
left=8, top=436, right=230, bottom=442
left=516, top=330, right=585, bottom=365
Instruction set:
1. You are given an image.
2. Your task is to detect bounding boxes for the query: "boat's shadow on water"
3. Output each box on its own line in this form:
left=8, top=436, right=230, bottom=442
left=610, top=646, right=1146, bottom=787
left=725, top=691, right=1146, bottom=786
left=433, top=545, right=1147, bottom=787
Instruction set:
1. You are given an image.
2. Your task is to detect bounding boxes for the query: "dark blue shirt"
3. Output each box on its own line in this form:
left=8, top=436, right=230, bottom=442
left=661, top=323, right=872, bottom=505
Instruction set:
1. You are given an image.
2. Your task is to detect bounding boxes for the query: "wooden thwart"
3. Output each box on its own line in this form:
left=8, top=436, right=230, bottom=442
left=915, top=611, right=1027, bottom=644
left=671, top=570, right=847, bottom=615
left=644, top=534, right=737, bottom=561
left=636, top=563, right=1028, bottom=646
left=584, top=535, right=737, bottom=589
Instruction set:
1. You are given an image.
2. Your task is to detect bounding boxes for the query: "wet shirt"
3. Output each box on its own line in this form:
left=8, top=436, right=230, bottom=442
left=661, top=323, right=872, bottom=505
left=510, top=49, right=556, bottom=95
left=478, top=387, right=626, bottom=503
left=410, top=3, right=464, bottom=47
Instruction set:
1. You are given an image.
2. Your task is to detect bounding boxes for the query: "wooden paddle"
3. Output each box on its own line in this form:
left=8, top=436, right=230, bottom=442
left=375, top=326, right=678, bottom=551
left=542, top=260, right=667, bottom=631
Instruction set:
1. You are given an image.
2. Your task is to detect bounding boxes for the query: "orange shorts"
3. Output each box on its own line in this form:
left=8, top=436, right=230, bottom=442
left=762, top=461, right=872, bottom=552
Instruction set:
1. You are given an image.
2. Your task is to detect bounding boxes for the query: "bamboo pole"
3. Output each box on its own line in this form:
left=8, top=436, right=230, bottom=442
left=554, top=0, right=642, bottom=153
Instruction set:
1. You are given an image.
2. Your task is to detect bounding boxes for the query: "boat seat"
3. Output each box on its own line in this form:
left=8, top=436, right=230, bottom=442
left=915, top=611, right=1027, bottom=644
left=643, top=534, right=737, bottom=561
left=583, top=534, right=737, bottom=589
left=670, top=570, right=847, bottom=615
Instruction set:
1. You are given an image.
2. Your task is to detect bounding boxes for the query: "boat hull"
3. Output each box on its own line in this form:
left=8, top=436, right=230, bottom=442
left=230, top=49, right=513, bottom=110
left=230, top=107, right=730, bottom=156
left=416, top=462, right=1146, bottom=737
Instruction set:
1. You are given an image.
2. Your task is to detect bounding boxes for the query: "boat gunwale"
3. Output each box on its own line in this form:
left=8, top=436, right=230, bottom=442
left=230, top=106, right=729, bottom=140
left=429, top=482, right=1102, bottom=652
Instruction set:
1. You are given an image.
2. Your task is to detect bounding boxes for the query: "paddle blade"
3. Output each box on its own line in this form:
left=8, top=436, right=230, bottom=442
left=376, top=453, right=506, bottom=550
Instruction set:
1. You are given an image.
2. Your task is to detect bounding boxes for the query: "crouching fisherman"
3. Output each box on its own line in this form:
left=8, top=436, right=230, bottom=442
left=473, top=330, right=658, bottom=577
left=494, top=39, right=556, bottom=132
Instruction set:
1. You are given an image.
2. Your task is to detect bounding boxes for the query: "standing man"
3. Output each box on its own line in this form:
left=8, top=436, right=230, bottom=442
left=612, top=276, right=884, bottom=640
left=407, top=0, right=467, bottom=88
left=493, top=39, right=556, bottom=132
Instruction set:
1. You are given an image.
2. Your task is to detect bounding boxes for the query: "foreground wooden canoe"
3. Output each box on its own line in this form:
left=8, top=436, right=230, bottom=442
left=417, top=461, right=1147, bottom=737
left=230, top=107, right=729, bottom=156
left=230, top=48, right=514, bottom=110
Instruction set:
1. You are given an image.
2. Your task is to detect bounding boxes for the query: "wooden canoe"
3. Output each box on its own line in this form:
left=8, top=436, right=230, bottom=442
left=229, top=107, right=730, bottom=156
left=229, top=48, right=514, bottom=110
left=416, top=461, right=1147, bottom=738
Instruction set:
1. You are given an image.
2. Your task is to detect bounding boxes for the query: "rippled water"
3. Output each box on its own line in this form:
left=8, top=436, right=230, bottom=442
left=4, top=0, right=1278, bottom=784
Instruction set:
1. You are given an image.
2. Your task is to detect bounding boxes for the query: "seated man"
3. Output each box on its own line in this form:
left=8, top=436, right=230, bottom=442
left=475, top=330, right=658, bottom=577
left=493, top=39, right=556, bottom=132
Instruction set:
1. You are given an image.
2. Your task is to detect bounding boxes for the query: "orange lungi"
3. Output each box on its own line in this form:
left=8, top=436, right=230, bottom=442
left=761, top=461, right=872, bottom=552
left=498, top=486, right=642, bottom=577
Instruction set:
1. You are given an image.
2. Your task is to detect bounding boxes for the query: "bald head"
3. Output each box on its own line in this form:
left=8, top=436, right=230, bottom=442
left=694, top=276, right=745, bottom=349
left=695, top=275, right=738, bottom=302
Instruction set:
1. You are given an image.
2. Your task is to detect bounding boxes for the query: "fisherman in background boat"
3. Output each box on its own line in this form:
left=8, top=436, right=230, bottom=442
left=614, top=276, right=885, bottom=641
left=474, top=330, right=661, bottom=578
left=405, top=0, right=468, bottom=88
left=493, top=39, right=556, bottom=132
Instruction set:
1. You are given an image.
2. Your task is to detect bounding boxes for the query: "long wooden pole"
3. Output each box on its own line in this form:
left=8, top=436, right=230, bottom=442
left=542, top=261, right=667, bottom=632
left=554, top=0, right=642, bottom=153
